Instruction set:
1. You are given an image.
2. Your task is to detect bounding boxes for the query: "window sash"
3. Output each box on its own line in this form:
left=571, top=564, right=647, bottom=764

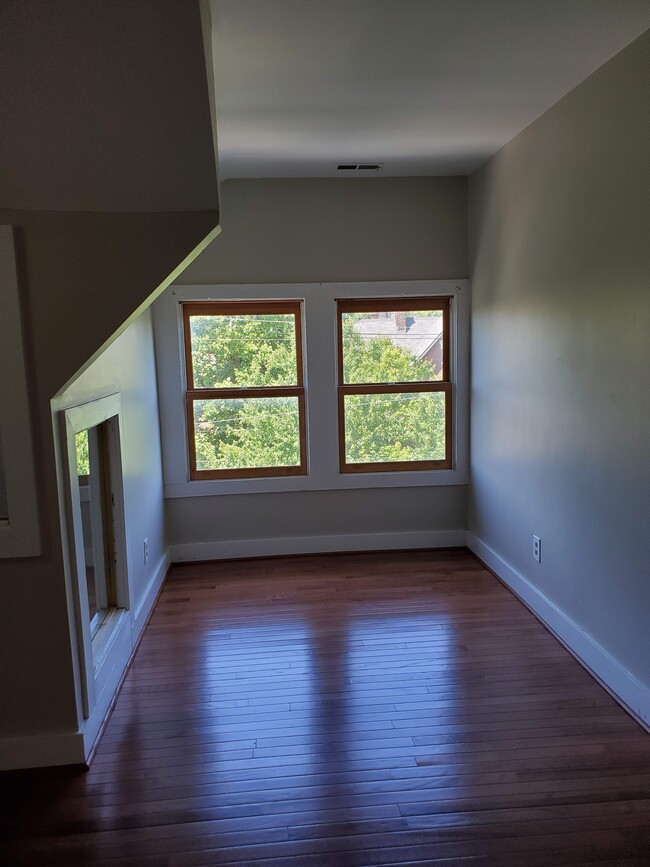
left=182, top=302, right=307, bottom=480
left=337, top=297, right=452, bottom=472
left=183, top=300, right=304, bottom=391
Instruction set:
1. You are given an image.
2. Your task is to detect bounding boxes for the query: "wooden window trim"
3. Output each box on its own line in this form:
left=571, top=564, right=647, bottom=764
left=182, top=301, right=307, bottom=480
left=337, top=295, right=449, bottom=314
left=337, top=296, right=452, bottom=473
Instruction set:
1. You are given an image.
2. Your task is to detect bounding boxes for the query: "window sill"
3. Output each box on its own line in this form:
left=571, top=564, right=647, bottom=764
left=164, top=468, right=467, bottom=499
left=92, top=607, right=128, bottom=672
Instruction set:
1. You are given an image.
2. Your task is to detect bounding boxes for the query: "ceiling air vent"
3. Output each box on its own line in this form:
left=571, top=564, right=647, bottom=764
left=337, top=163, right=383, bottom=172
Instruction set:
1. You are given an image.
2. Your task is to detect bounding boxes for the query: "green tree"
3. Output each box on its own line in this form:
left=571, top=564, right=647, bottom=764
left=75, top=429, right=90, bottom=476
left=194, top=397, right=301, bottom=470
left=190, top=314, right=300, bottom=470
left=190, top=314, right=296, bottom=389
left=190, top=312, right=445, bottom=470
left=341, top=318, right=445, bottom=463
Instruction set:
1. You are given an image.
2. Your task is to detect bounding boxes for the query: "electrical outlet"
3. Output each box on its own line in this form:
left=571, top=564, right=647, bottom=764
left=143, top=538, right=149, bottom=565
left=532, top=535, right=541, bottom=563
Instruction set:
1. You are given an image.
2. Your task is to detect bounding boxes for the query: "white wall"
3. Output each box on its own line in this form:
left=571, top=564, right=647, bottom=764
left=164, top=178, right=469, bottom=557
left=55, top=309, right=167, bottom=612
left=468, top=32, right=650, bottom=722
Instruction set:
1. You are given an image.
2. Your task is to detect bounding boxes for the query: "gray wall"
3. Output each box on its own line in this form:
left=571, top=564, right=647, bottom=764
left=170, top=177, right=468, bottom=549
left=0, top=209, right=217, bottom=744
left=0, top=429, right=7, bottom=520
left=469, top=33, right=649, bottom=693
left=0, top=308, right=167, bottom=741
left=5, top=209, right=220, bottom=399
left=168, top=486, right=468, bottom=547
left=0, top=0, right=218, bottom=212
left=53, top=310, right=167, bottom=608
left=0, top=1, right=219, bottom=756
left=54, top=310, right=167, bottom=613
left=182, top=177, right=467, bottom=283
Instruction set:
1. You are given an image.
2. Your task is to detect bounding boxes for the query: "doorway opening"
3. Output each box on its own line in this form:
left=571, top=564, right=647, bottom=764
left=74, top=424, right=119, bottom=652
left=63, top=395, right=129, bottom=720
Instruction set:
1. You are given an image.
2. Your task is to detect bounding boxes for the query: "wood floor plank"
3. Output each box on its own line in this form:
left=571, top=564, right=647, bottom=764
left=1, top=549, right=648, bottom=865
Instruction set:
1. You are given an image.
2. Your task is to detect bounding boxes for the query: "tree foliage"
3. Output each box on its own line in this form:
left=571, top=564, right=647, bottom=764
left=190, top=313, right=445, bottom=470
left=75, top=430, right=90, bottom=476
left=190, top=315, right=300, bottom=470
left=341, top=318, right=445, bottom=463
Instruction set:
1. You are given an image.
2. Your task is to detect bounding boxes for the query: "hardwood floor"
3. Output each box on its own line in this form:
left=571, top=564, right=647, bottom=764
left=2, top=549, right=649, bottom=865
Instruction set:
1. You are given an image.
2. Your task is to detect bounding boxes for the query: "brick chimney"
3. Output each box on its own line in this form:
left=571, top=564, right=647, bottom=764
left=395, top=311, right=407, bottom=331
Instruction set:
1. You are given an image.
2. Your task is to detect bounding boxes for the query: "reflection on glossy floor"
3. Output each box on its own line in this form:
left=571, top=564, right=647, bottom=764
left=3, top=549, right=650, bottom=865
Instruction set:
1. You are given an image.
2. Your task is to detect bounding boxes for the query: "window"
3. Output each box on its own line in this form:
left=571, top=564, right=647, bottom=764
left=337, top=297, right=452, bottom=472
left=74, top=426, right=117, bottom=642
left=154, top=282, right=468, bottom=496
left=62, top=394, right=130, bottom=721
left=182, top=301, right=307, bottom=479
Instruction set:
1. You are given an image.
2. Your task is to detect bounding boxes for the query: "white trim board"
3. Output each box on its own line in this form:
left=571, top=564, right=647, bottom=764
left=0, top=549, right=171, bottom=771
left=80, top=611, right=132, bottom=758
left=82, top=549, right=170, bottom=762
left=132, top=549, right=171, bottom=643
left=0, top=731, right=85, bottom=771
left=171, top=529, right=466, bottom=562
left=60, top=394, right=129, bottom=723
left=467, top=533, right=650, bottom=731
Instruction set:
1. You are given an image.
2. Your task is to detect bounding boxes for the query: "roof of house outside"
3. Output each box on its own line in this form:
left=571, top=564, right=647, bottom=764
left=355, top=316, right=443, bottom=359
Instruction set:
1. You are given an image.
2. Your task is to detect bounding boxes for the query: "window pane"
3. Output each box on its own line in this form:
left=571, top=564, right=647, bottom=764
left=344, top=391, right=446, bottom=464
left=76, top=427, right=111, bottom=634
left=342, top=309, right=443, bottom=384
left=193, top=397, right=301, bottom=471
left=75, top=430, right=96, bottom=619
left=189, top=313, right=298, bottom=388
left=75, top=429, right=90, bottom=476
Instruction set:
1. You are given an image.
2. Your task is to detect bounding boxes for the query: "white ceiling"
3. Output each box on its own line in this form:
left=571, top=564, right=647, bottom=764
left=210, top=0, right=649, bottom=179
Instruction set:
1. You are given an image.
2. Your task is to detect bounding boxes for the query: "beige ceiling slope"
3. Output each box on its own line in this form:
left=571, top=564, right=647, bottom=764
left=0, top=0, right=220, bottom=395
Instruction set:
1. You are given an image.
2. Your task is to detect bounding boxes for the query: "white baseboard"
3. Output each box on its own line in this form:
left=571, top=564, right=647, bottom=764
left=0, top=730, right=85, bottom=771
left=132, top=549, right=170, bottom=644
left=0, top=549, right=171, bottom=771
left=7, top=536, right=645, bottom=772
left=82, top=548, right=170, bottom=760
left=467, top=532, right=650, bottom=730
left=81, top=614, right=132, bottom=758
left=171, top=529, right=467, bottom=563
